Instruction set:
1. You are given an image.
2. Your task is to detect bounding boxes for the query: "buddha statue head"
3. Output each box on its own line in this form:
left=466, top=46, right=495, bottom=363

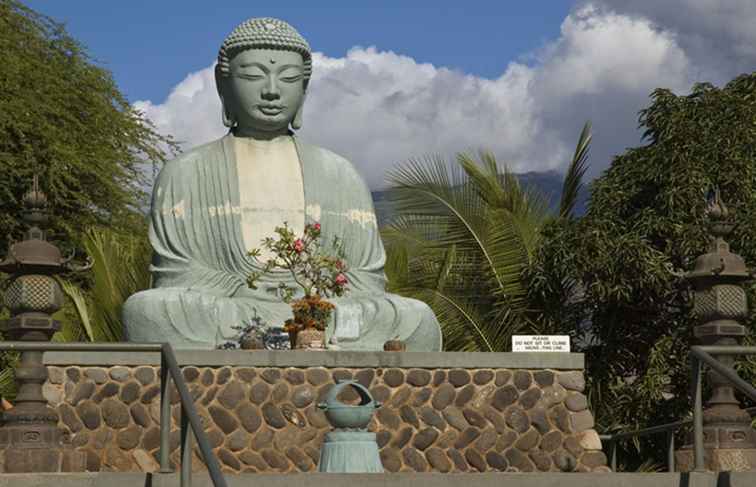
left=215, top=18, right=312, bottom=135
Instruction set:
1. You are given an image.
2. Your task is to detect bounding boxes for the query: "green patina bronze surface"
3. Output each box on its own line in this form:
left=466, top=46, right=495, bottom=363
left=122, top=17, right=442, bottom=351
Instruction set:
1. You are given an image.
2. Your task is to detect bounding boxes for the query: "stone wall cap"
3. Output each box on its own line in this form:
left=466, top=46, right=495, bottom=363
left=42, top=350, right=584, bottom=370
left=0, top=471, right=750, bottom=487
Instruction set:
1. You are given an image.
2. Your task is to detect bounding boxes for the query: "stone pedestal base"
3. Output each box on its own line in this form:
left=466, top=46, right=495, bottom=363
left=0, top=406, right=86, bottom=473
left=676, top=448, right=756, bottom=472
left=0, top=446, right=86, bottom=473
left=318, top=431, right=383, bottom=472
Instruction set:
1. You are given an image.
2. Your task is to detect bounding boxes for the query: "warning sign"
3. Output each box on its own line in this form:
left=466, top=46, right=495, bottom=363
left=512, top=335, right=570, bottom=352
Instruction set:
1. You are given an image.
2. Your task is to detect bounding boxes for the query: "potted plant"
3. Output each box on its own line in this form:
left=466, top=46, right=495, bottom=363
left=217, top=313, right=269, bottom=350
left=247, top=222, right=349, bottom=349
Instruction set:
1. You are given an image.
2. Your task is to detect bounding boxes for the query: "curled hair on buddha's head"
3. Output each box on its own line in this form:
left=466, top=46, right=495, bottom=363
left=216, top=17, right=312, bottom=90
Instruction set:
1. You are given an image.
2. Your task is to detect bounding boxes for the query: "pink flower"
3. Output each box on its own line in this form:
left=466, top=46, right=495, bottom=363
left=335, top=273, right=348, bottom=286
left=293, top=239, right=305, bottom=253
left=313, top=222, right=321, bottom=231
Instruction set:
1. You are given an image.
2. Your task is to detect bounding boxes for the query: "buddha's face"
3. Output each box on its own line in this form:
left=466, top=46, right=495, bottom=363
left=224, top=48, right=305, bottom=134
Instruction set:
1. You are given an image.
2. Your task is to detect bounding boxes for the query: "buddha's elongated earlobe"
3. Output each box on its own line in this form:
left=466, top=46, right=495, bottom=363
left=221, top=99, right=236, bottom=128
left=291, top=95, right=306, bottom=130
left=215, top=64, right=236, bottom=128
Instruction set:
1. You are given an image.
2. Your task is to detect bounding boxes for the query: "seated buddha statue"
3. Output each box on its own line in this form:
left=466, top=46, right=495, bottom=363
left=122, top=17, right=443, bottom=351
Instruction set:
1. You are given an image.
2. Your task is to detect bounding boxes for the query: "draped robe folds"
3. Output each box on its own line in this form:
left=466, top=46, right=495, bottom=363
left=122, top=133, right=443, bottom=351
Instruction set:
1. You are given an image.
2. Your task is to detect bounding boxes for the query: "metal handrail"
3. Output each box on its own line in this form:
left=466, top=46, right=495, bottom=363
left=599, top=425, right=681, bottom=473
left=0, top=342, right=228, bottom=487
left=599, top=345, right=756, bottom=473
left=600, top=406, right=756, bottom=472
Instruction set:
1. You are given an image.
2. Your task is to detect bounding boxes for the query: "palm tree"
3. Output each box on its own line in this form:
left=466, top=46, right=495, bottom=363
left=383, top=122, right=591, bottom=351
left=58, top=227, right=152, bottom=342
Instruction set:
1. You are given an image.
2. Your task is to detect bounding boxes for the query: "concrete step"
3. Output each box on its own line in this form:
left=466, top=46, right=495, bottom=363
left=1, top=472, right=755, bottom=487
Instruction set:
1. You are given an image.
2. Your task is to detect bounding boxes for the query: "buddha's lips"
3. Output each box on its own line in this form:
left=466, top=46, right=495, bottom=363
left=259, top=105, right=284, bottom=115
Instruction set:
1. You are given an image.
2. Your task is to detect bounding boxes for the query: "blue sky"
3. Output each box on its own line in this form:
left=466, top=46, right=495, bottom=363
left=26, top=1, right=573, bottom=103
left=23, top=1, right=756, bottom=189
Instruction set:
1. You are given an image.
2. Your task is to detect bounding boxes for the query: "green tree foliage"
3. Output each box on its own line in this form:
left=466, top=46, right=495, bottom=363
left=58, top=227, right=152, bottom=342
left=0, top=0, right=175, bottom=252
left=0, top=0, right=170, bottom=401
left=383, top=123, right=591, bottom=351
left=530, top=73, right=756, bottom=469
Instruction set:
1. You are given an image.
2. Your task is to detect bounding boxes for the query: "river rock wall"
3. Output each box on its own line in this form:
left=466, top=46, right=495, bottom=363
left=34, top=351, right=608, bottom=474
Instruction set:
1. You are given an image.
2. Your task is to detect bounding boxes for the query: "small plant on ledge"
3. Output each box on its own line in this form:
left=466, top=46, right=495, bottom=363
left=247, top=222, right=349, bottom=349
left=218, top=312, right=273, bottom=350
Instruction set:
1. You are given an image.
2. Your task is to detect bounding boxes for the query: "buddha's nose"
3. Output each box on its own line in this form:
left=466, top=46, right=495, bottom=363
left=261, top=76, right=280, bottom=99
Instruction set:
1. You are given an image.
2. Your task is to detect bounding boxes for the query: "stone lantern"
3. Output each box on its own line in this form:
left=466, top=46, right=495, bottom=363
left=676, top=189, right=756, bottom=471
left=0, top=176, right=84, bottom=472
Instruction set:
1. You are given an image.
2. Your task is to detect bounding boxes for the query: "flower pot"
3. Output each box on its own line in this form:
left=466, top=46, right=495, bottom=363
left=295, top=327, right=325, bottom=350
left=240, top=334, right=264, bottom=350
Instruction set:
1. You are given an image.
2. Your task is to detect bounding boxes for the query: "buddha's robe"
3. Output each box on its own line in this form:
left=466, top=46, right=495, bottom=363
left=122, top=133, right=443, bottom=351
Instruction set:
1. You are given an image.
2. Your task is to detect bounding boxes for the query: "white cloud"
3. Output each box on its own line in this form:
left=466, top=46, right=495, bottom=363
left=594, top=0, right=756, bottom=83
left=302, top=48, right=543, bottom=189
left=134, top=67, right=225, bottom=149
left=527, top=4, right=692, bottom=177
left=535, top=5, right=690, bottom=96
left=136, top=2, right=735, bottom=190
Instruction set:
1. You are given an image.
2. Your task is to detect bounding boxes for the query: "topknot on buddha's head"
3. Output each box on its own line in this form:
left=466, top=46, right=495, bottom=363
left=217, top=18, right=312, bottom=86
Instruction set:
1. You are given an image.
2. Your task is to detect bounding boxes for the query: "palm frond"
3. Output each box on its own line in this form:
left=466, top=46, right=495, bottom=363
left=59, top=227, right=151, bottom=342
left=0, top=366, right=15, bottom=401
left=385, top=152, right=547, bottom=351
left=559, top=121, right=592, bottom=218
left=387, top=155, right=506, bottom=292
left=457, top=151, right=510, bottom=209
left=59, top=279, right=95, bottom=341
left=484, top=208, right=530, bottom=309
left=383, top=229, right=410, bottom=293
left=459, top=151, right=550, bottom=260
left=410, top=287, right=496, bottom=352
left=457, top=153, right=546, bottom=304
left=386, top=155, right=486, bottom=236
